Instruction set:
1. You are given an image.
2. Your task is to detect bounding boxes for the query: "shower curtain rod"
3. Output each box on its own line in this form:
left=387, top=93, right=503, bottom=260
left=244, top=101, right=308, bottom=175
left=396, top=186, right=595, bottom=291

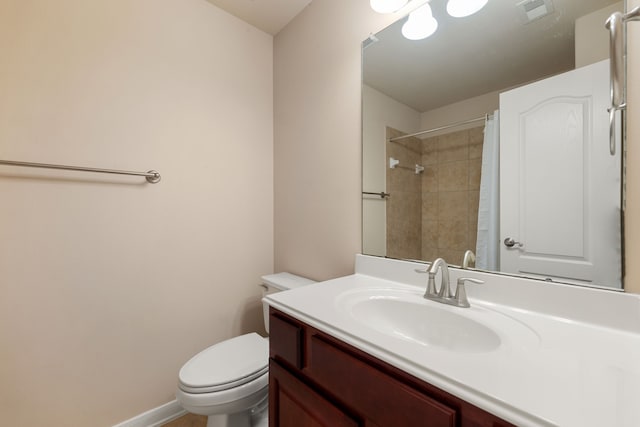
left=0, top=159, right=161, bottom=183
left=389, top=113, right=493, bottom=143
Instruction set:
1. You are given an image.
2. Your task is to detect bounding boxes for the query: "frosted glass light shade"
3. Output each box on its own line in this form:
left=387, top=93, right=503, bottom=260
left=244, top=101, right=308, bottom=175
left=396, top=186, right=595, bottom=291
left=370, top=0, right=409, bottom=14
left=402, top=3, right=438, bottom=40
left=446, top=0, right=488, bottom=17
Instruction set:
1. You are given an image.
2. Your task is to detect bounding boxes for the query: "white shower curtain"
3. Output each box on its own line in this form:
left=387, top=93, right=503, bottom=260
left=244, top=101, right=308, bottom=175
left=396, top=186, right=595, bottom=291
left=476, top=110, right=500, bottom=271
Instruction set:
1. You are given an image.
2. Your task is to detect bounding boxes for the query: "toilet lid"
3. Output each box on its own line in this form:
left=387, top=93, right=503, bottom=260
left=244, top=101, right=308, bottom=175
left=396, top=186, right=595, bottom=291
left=179, top=333, right=268, bottom=393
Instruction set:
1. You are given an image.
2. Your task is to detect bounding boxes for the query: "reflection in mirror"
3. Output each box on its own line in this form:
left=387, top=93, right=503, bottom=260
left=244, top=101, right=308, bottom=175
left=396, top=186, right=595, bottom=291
left=362, top=0, right=625, bottom=289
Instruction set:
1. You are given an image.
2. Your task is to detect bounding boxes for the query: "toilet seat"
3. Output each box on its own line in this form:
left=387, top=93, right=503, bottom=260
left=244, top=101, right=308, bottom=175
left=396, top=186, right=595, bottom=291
left=178, top=333, right=268, bottom=394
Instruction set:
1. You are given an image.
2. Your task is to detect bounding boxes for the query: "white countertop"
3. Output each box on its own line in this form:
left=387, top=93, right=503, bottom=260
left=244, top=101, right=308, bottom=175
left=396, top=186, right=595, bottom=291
left=265, top=255, right=640, bottom=427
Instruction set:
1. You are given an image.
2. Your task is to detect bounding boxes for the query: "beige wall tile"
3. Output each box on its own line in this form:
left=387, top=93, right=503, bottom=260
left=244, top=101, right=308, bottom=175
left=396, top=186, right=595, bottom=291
left=386, top=130, right=422, bottom=261
left=438, top=220, right=468, bottom=250
left=469, top=158, right=482, bottom=190
left=469, top=191, right=480, bottom=224
left=468, top=126, right=484, bottom=159
left=417, top=128, right=481, bottom=264
left=422, top=220, right=439, bottom=245
left=389, top=168, right=420, bottom=193
left=438, top=160, right=469, bottom=192
left=388, top=224, right=421, bottom=260
left=422, top=137, right=438, bottom=165
left=422, top=165, right=438, bottom=193
left=438, top=131, right=469, bottom=163
left=387, top=192, right=420, bottom=225
left=386, top=126, right=482, bottom=267
left=421, top=220, right=439, bottom=262
left=422, top=191, right=439, bottom=219
left=422, top=246, right=440, bottom=262
left=438, top=191, right=468, bottom=222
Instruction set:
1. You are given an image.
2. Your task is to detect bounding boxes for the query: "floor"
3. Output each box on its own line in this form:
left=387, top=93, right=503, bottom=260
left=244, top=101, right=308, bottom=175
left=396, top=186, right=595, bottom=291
left=162, top=413, right=207, bottom=427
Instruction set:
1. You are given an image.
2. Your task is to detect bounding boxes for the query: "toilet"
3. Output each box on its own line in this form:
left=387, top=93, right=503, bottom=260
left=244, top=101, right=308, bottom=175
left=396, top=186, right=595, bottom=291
left=176, top=273, right=315, bottom=427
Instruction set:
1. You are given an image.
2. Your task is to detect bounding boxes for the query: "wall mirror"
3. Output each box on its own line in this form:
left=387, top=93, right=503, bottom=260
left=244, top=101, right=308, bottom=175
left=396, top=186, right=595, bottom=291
left=362, top=0, right=625, bottom=290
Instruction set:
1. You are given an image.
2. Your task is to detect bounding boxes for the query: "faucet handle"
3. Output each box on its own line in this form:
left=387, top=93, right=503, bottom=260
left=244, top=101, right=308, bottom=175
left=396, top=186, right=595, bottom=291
left=454, top=277, right=484, bottom=308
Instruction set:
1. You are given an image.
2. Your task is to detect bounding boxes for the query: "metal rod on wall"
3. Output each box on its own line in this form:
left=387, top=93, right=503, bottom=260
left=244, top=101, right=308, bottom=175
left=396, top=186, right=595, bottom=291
left=389, top=114, right=490, bottom=143
left=0, top=159, right=161, bottom=183
left=362, top=191, right=390, bottom=199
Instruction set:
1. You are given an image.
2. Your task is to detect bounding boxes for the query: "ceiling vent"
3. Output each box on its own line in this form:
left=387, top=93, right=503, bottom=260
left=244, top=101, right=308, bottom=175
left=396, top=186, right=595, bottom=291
left=517, top=0, right=555, bottom=24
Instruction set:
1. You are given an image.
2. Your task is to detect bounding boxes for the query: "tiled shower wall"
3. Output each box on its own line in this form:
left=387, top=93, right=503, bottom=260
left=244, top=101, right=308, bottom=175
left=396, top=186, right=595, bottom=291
left=385, top=126, right=484, bottom=266
left=422, top=126, right=483, bottom=265
left=386, top=127, right=422, bottom=260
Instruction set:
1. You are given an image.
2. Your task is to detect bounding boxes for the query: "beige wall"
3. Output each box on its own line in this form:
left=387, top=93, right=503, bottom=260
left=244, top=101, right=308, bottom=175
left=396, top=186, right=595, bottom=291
left=420, top=90, right=500, bottom=135
left=274, top=0, right=397, bottom=280
left=575, top=1, right=623, bottom=68
left=0, top=1, right=273, bottom=426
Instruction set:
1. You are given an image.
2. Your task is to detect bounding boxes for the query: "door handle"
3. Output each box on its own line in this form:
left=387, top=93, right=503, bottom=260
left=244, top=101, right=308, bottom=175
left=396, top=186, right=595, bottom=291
left=504, top=238, right=523, bottom=248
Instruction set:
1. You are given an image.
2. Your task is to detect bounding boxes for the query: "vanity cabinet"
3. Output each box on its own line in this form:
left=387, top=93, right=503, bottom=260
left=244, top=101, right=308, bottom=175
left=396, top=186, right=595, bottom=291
left=269, top=308, right=516, bottom=427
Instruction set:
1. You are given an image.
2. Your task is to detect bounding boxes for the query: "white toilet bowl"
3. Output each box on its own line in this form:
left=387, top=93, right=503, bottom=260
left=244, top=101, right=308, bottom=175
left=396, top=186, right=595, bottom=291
left=176, top=273, right=315, bottom=427
left=176, top=333, right=269, bottom=427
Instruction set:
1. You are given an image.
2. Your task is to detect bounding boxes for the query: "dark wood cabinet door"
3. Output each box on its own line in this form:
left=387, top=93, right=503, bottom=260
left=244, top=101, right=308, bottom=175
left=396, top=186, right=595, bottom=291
left=307, top=334, right=457, bottom=427
left=269, top=360, right=361, bottom=427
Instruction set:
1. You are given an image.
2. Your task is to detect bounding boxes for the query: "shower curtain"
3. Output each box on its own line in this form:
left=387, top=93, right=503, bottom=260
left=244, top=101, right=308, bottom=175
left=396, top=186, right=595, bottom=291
left=476, top=110, right=500, bottom=271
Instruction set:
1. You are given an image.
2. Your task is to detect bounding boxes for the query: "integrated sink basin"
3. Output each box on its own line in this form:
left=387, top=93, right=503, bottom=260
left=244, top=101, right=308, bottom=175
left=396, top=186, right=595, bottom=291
left=337, top=288, right=539, bottom=354
left=350, top=297, right=501, bottom=352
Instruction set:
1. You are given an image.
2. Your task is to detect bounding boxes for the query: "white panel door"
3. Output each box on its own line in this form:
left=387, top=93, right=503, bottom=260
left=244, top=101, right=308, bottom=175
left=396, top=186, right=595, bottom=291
left=500, top=60, right=621, bottom=288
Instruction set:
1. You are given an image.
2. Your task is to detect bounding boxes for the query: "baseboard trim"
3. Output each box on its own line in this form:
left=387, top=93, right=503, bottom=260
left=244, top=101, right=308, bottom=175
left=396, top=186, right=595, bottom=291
left=113, top=400, right=187, bottom=427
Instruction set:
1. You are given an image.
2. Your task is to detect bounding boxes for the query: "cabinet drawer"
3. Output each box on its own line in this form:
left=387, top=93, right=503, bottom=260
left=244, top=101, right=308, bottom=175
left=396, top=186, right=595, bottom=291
left=269, top=312, right=304, bottom=369
left=270, top=360, right=361, bottom=427
left=307, top=335, right=457, bottom=427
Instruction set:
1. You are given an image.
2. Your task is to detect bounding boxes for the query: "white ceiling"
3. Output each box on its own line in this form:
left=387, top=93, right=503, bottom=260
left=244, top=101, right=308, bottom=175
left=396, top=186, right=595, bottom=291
left=364, top=0, right=619, bottom=112
left=205, top=0, right=313, bottom=35
left=205, top=0, right=618, bottom=113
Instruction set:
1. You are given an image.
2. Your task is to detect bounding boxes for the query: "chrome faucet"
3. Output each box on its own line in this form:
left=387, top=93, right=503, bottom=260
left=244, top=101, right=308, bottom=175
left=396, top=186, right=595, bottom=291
left=422, top=257, right=483, bottom=308
left=462, top=250, right=476, bottom=269
left=424, top=258, right=451, bottom=299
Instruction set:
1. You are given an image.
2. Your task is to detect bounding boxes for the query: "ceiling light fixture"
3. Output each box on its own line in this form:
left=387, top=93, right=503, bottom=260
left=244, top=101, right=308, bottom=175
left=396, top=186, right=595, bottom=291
left=370, top=0, right=409, bottom=14
left=446, top=0, right=489, bottom=18
left=402, top=3, right=438, bottom=40
left=370, top=0, right=487, bottom=41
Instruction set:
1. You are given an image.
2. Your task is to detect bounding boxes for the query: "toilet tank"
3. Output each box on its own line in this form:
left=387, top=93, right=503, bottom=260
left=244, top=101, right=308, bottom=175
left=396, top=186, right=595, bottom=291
left=260, top=272, right=316, bottom=334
